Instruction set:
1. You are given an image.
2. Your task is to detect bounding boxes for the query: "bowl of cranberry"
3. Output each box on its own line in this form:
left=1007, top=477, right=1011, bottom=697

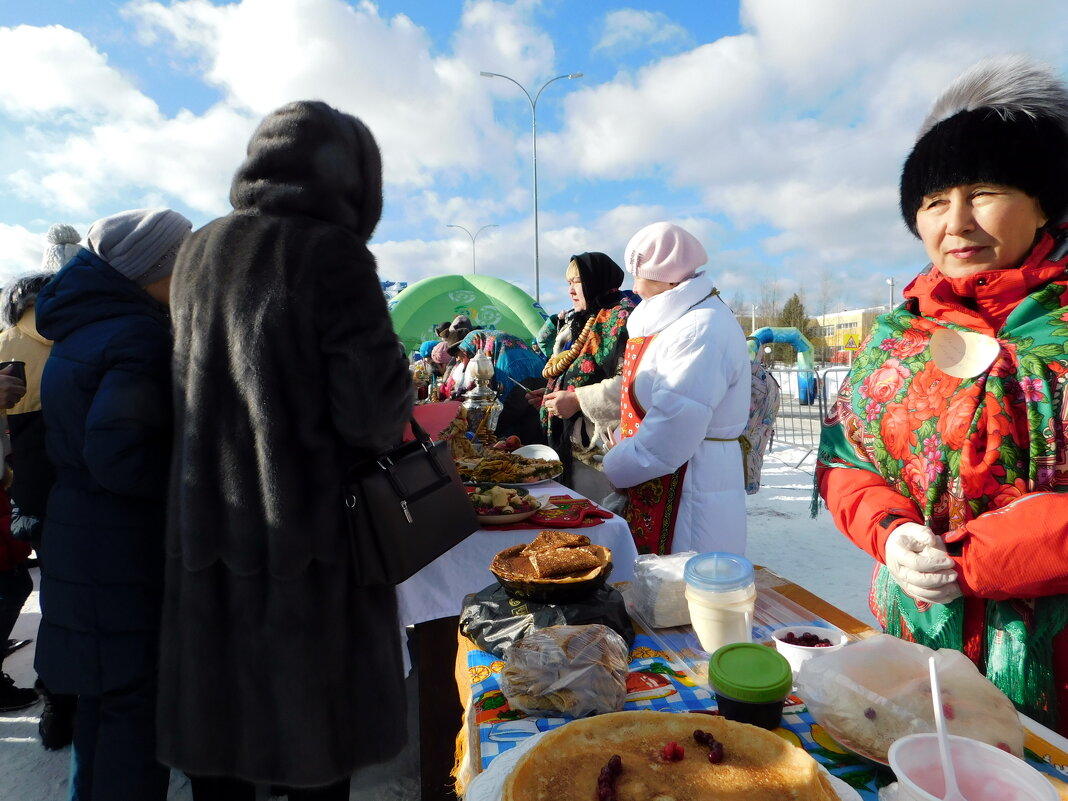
left=770, top=625, right=849, bottom=677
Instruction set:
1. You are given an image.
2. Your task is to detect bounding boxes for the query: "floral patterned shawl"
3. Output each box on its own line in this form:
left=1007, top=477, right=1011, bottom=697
left=818, top=231, right=1068, bottom=725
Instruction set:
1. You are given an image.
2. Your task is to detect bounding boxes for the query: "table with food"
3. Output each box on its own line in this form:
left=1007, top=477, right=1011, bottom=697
left=447, top=557, right=1068, bottom=801
left=394, top=404, right=643, bottom=800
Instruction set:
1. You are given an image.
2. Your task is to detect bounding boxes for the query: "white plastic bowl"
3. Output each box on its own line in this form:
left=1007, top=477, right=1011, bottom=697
left=770, top=624, right=848, bottom=677
left=889, top=733, right=1058, bottom=801
left=512, top=444, right=559, bottom=461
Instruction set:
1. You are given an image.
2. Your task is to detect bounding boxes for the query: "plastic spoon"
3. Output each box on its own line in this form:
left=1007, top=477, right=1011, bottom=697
left=929, top=656, right=967, bottom=801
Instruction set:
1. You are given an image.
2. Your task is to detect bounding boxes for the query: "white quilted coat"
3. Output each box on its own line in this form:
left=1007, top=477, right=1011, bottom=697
left=602, top=272, right=750, bottom=554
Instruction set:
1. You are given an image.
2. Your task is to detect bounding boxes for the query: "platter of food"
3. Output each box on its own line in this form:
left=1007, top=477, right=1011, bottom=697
left=469, top=484, right=542, bottom=525
left=465, top=711, right=859, bottom=801
left=457, top=451, right=563, bottom=486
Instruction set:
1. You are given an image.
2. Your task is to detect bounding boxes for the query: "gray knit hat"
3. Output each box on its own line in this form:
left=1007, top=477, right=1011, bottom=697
left=87, top=208, right=192, bottom=286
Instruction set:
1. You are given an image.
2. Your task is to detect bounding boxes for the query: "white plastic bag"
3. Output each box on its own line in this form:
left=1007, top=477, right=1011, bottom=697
left=631, top=551, right=697, bottom=628
left=795, top=634, right=1024, bottom=763
left=499, top=624, right=629, bottom=718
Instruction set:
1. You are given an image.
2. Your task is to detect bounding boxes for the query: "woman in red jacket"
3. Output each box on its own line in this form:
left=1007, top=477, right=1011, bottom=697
left=817, top=56, right=1068, bottom=733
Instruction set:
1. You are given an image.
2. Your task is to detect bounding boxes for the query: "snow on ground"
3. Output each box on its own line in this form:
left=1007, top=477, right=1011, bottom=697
left=0, top=442, right=876, bottom=800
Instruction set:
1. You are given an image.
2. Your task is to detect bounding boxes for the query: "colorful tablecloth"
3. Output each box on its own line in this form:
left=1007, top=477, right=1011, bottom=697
left=461, top=628, right=1068, bottom=799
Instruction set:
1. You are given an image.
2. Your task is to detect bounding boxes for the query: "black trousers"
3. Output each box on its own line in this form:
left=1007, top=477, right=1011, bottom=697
left=189, top=775, right=350, bottom=801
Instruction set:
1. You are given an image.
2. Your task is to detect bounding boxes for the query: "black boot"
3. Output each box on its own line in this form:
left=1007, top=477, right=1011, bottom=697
left=0, top=672, right=38, bottom=712
left=35, top=678, right=75, bottom=750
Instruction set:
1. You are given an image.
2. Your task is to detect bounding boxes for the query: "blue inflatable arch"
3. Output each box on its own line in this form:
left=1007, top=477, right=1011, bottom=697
left=747, top=326, right=817, bottom=404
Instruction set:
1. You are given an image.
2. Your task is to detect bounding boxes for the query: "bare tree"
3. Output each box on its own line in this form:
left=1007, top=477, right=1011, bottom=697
left=759, top=280, right=782, bottom=330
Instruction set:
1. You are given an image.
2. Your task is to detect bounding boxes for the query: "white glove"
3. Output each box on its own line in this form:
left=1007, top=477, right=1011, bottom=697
left=884, top=522, right=962, bottom=604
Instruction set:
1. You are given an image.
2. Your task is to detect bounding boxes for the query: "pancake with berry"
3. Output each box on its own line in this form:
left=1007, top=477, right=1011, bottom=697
left=502, top=711, right=837, bottom=801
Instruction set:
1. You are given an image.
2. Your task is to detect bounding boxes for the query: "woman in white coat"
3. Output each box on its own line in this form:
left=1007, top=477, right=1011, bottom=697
left=602, top=222, right=750, bottom=555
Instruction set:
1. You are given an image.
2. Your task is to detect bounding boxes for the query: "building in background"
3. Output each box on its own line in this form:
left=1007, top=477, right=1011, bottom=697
left=814, top=306, right=887, bottom=365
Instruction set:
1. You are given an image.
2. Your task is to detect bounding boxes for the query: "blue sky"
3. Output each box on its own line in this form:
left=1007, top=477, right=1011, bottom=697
left=2, top=0, right=1068, bottom=318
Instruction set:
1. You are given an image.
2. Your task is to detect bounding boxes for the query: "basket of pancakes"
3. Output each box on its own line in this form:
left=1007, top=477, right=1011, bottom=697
left=491, top=531, right=612, bottom=604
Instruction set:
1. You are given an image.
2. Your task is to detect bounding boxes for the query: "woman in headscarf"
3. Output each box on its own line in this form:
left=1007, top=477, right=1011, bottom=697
left=601, top=223, right=750, bottom=555
left=816, top=56, right=1068, bottom=733
left=159, top=101, right=412, bottom=799
left=534, top=252, right=637, bottom=499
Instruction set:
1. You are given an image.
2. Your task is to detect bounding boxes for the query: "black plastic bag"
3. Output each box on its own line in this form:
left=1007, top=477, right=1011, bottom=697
left=459, top=581, right=635, bottom=657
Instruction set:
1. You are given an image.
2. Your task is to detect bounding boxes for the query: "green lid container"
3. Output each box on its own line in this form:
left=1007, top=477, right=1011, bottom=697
left=708, top=642, right=792, bottom=702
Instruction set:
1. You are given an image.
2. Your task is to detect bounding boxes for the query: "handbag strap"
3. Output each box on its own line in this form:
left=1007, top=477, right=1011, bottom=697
left=409, top=415, right=433, bottom=445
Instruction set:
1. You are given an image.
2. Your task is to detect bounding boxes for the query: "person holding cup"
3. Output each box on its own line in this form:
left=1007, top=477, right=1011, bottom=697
left=817, top=57, right=1068, bottom=734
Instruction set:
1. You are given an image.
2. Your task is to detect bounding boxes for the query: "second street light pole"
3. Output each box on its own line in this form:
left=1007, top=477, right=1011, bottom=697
left=481, top=70, right=582, bottom=302
left=446, top=223, right=498, bottom=274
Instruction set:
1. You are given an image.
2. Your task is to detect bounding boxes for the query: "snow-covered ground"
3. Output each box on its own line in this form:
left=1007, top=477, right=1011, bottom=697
left=0, top=442, right=876, bottom=800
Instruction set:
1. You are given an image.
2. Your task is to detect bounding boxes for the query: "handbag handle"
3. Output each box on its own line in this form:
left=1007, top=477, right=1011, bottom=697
left=408, top=415, right=433, bottom=447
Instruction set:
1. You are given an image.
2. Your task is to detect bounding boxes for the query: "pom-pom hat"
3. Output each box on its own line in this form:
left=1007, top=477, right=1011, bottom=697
left=87, top=208, right=192, bottom=286
left=900, top=56, right=1068, bottom=236
left=623, top=222, right=707, bottom=283
left=40, top=223, right=82, bottom=272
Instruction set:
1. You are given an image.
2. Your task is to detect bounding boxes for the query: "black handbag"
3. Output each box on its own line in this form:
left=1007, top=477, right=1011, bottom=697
left=344, top=417, right=479, bottom=586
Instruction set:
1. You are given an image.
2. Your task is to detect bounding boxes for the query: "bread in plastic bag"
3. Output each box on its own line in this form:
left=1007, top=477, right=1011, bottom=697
left=795, top=634, right=1023, bottom=762
left=499, top=624, right=629, bottom=718
left=631, top=551, right=696, bottom=628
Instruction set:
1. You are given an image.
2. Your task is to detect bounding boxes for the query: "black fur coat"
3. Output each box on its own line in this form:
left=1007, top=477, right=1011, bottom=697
left=157, top=101, right=413, bottom=786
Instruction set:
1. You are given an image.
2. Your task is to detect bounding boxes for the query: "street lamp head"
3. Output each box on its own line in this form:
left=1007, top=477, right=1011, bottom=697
left=568, top=73, right=583, bottom=79
left=479, top=71, right=495, bottom=78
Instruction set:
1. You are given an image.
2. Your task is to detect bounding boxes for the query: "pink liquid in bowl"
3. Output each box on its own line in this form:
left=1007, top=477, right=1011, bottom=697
left=907, top=764, right=1043, bottom=801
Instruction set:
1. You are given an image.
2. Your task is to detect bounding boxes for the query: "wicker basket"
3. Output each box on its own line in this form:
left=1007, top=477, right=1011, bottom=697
left=490, top=543, right=613, bottom=604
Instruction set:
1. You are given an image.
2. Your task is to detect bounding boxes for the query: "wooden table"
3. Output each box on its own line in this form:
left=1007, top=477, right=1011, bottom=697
left=397, top=484, right=637, bottom=800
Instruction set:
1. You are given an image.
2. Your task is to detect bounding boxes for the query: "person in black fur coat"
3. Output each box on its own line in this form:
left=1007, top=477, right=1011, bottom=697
left=158, top=101, right=413, bottom=800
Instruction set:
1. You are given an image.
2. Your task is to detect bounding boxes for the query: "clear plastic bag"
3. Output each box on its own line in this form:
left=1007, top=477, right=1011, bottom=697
left=631, top=551, right=696, bottom=628
left=499, top=624, right=629, bottom=718
left=795, top=634, right=1024, bottom=763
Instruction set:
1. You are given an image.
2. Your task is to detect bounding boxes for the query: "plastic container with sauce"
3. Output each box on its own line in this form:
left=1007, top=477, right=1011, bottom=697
left=708, top=642, right=793, bottom=730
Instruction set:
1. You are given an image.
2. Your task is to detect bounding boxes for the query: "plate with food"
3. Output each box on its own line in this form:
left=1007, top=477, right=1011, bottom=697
left=465, top=711, right=859, bottom=801
left=457, top=451, right=563, bottom=486
left=469, top=484, right=542, bottom=525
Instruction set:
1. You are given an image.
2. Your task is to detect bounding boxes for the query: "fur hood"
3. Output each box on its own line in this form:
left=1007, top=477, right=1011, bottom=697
left=0, top=272, right=54, bottom=329
left=229, top=100, right=383, bottom=241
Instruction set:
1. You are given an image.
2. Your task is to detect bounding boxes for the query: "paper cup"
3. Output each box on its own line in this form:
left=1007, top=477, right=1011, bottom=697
left=889, top=733, right=1057, bottom=801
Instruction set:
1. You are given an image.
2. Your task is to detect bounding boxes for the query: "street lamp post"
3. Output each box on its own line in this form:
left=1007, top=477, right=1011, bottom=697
left=480, top=70, right=583, bottom=302
left=446, top=223, right=498, bottom=275
left=886, top=277, right=895, bottom=310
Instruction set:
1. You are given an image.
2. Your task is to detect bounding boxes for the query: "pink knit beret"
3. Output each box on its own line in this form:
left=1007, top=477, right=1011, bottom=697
left=623, top=222, right=707, bottom=283
left=431, top=341, right=452, bottom=364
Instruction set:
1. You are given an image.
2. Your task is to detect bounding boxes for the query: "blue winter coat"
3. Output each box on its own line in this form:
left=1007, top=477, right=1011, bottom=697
left=33, top=247, right=173, bottom=696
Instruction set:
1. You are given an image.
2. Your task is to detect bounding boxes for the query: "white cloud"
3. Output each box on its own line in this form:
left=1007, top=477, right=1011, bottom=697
left=0, top=25, right=158, bottom=122
left=0, top=224, right=61, bottom=285
left=594, top=9, right=692, bottom=54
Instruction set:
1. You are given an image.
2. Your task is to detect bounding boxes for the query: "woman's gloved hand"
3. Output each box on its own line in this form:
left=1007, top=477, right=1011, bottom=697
left=884, top=522, right=962, bottom=604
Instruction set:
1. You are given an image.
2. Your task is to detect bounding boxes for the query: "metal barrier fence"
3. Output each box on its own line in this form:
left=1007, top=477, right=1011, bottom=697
left=765, top=366, right=851, bottom=469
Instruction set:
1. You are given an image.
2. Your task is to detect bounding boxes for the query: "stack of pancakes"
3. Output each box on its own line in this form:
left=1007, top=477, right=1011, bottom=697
left=503, top=711, right=838, bottom=801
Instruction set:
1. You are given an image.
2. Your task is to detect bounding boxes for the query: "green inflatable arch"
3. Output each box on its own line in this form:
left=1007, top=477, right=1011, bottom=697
left=388, top=274, right=549, bottom=354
